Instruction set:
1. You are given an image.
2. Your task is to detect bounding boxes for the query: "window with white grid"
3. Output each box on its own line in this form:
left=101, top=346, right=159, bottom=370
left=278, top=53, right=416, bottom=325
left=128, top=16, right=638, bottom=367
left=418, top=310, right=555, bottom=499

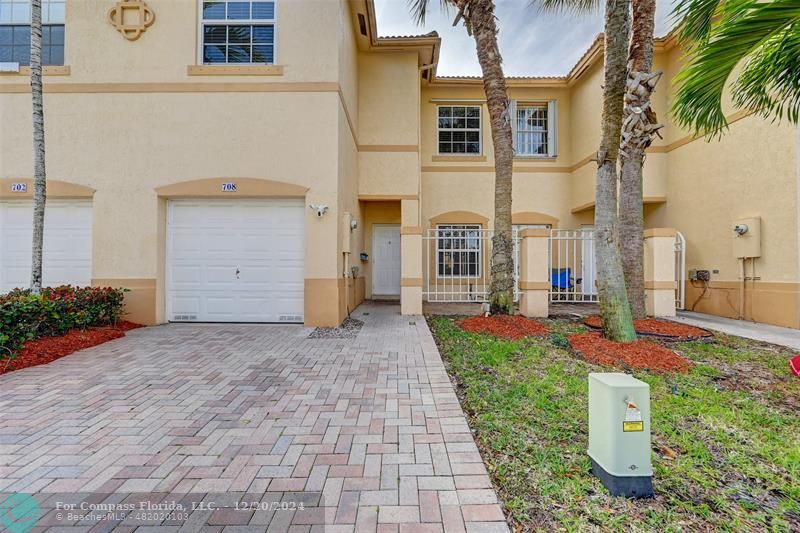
left=0, top=0, right=64, bottom=65
left=200, top=0, right=275, bottom=64
left=436, top=224, right=482, bottom=277
left=515, top=105, right=549, bottom=156
left=437, top=106, right=481, bottom=154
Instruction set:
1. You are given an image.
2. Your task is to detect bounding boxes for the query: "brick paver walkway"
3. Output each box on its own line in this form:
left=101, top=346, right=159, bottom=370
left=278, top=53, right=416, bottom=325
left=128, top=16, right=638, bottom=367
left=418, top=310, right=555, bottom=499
left=0, top=302, right=509, bottom=533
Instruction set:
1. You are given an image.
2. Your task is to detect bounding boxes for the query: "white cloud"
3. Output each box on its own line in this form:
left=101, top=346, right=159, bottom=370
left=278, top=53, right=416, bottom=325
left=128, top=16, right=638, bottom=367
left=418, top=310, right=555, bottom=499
left=374, top=0, right=677, bottom=77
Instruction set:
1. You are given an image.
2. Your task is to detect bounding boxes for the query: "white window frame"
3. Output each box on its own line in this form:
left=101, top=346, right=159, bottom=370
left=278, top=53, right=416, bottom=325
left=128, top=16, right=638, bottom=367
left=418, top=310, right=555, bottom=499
left=436, top=105, right=482, bottom=155
left=436, top=224, right=482, bottom=279
left=0, top=0, right=65, bottom=66
left=196, top=0, right=278, bottom=65
left=510, top=100, right=558, bottom=158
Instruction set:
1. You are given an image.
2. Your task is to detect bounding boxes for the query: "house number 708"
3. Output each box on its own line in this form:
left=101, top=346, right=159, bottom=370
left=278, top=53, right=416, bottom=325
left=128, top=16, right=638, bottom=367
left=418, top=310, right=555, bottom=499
left=221, top=182, right=237, bottom=192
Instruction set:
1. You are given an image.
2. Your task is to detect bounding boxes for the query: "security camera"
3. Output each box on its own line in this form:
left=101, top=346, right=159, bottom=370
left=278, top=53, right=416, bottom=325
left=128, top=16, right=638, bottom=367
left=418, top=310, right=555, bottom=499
left=734, top=224, right=749, bottom=236
left=309, top=204, right=329, bottom=217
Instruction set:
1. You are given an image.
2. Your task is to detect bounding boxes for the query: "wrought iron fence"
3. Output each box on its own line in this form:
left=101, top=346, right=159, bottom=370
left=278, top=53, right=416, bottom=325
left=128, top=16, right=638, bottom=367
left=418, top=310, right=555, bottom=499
left=422, top=227, right=520, bottom=303
left=549, top=228, right=598, bottom=302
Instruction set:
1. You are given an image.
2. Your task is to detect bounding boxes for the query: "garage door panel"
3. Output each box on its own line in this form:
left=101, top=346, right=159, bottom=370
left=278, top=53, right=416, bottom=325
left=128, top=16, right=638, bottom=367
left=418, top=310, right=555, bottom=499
left=205, top=232, right=239, bottom=253
left=205, top=296, right=237, bottom=312
left=167, top=199, right=304, bottom=322
left=45, top=267, right=84, bottom=287
left=170, top=265, right=202, bottom=284
left=268, top=267, right=304, bottom=283
left=1, top=200, right=92, bottom=293
left=4, top=233, right=30, bottom=256
left=170, top=296, right=201, bottom=316
left=205, top=266, right=238, bottom=286
left=272, top=235, right=300, bottom=248
left=170, top=232, right=207, bottom=254
left=4, top=266, right=29, bottom=285
left=239, top=296, right=302, bottom=317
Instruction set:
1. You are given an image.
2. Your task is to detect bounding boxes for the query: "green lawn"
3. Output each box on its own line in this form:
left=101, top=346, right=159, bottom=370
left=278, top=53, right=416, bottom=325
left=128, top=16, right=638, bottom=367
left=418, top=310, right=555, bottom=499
left=427, top=316, right=800, bottom=532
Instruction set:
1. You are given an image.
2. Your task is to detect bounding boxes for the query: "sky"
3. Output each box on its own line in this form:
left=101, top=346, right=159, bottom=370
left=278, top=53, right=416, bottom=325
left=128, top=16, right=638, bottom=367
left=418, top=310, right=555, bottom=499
left=374, top=0, right=677, bottom=77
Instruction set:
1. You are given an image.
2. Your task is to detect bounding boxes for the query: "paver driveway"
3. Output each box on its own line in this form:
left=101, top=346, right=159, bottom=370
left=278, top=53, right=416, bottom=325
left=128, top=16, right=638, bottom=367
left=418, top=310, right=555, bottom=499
left=0, top=302, right=509, bottom=533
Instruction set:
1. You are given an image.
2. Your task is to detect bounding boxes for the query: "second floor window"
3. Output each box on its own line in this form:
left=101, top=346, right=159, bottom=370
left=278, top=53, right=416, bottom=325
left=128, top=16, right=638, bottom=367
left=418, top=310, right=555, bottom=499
left=201, top=1, right=275, bottom=64
left=0, top=0, right=65, bottom=65
left=511, top=100, right=557, bottom=157
left=438, top=105, right=481, bottom=154
left=515, top=105, right=548, bottom=156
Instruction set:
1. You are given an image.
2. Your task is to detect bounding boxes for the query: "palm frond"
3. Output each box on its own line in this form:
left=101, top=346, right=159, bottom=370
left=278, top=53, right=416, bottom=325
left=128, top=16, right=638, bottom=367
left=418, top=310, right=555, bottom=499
left=671, top=0, right=800, bottom=136
left=530, top=0, right=599, bottom=15
left=408, top=0, right=430, bottom=25
left=408, top=0, right=451, bottom=25
left=732, top=23, right=800, bottom=124
left=672, top=0, right=725, bottom=42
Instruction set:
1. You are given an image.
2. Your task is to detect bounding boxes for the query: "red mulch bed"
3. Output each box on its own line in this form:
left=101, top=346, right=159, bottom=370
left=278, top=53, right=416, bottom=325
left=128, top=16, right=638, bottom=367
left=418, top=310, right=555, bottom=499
left=569, top=332, right=693, bottom=373
left=458, top=315, right=549, bottom=340
left=584, top=315, right=712, bottom=340
left=0, top=321, right=145, bottom=375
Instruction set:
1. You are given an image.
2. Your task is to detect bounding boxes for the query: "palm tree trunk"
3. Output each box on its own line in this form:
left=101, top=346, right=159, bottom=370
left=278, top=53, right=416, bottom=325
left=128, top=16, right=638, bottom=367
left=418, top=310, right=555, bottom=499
left=30, top=0, right=47, bottom=294
left=619, top=0, right=659, bottom=319
left=468, top=0, right=514, bottom=314
left=595, top=0, right=636, bottom=342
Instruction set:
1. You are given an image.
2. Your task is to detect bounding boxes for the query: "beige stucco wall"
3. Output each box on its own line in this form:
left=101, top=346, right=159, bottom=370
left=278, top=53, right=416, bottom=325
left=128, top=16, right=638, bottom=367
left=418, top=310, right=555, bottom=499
left=648, top=116, right=799, bottom=326
left=1, top=1, right=797, bottom=328
left=641, top=46, right=800, bottom=327
left=567, top=56, right=667, bottom=212
left=357, top=51, right=421, bottom=198
left=1, top=91, right=345, bottom=324
left=0, top=0, right=362, bottom=327
left=421, top=84, right=587, bottom=233
left=33, top=0, right=338, bottom=84
left=421, top=85, right=572, bottom=167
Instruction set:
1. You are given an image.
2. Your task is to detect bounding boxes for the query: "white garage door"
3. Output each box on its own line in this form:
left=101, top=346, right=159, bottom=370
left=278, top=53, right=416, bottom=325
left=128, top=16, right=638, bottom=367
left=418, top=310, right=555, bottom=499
left=0, top=200, right=93, bottom=293
left=166, top=199, right=305, bottom=322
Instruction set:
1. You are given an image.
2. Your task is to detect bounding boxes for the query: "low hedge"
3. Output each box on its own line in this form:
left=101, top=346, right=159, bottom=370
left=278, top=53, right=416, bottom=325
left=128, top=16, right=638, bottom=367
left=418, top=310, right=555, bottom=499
left=0, top=285, right=126, bottom=357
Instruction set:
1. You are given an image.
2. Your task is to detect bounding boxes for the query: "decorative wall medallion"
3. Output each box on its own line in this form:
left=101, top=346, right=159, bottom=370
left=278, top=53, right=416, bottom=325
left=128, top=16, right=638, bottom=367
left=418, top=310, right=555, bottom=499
left=108, top=0, right=155, bottom=41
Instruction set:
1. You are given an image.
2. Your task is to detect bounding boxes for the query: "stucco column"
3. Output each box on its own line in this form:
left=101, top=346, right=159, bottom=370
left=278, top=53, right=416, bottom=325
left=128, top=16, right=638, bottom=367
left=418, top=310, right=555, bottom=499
left=400, top=198, right=423, bottom=315
left=644, top=228, right=677, bottom=317
left=518, top=229, right=550, bottom=318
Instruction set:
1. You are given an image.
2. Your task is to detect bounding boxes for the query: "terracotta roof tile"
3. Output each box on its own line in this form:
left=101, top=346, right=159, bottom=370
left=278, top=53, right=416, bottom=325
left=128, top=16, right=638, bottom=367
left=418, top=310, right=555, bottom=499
left=377, top=31, right=439, bottom=40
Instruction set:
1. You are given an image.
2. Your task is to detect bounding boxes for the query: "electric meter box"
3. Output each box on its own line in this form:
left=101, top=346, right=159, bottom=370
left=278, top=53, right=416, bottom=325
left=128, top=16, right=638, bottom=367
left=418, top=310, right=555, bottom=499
left=732, top=216, right=762, bottom=258
left=588, top=373, right=654, bottom=498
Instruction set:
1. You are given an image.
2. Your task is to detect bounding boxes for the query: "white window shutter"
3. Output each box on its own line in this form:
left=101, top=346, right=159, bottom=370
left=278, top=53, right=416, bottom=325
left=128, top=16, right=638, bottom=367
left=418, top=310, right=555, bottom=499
left=547, top=100, right=558, bottom=157
left=509, top=99, right=518, bottom=152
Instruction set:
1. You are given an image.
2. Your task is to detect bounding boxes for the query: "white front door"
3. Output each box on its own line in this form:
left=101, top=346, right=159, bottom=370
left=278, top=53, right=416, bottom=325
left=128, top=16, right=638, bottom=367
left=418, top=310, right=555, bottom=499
left=166, top=199, right=305, bottom=322
left=372, top=225, right=401, bottom=296
left=0, top=199, right=93, bottom=293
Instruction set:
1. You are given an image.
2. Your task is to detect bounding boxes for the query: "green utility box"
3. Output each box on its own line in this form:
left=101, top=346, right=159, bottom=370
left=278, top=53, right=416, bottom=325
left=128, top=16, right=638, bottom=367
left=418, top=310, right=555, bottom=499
left=588, top=373, right=654, bottom=498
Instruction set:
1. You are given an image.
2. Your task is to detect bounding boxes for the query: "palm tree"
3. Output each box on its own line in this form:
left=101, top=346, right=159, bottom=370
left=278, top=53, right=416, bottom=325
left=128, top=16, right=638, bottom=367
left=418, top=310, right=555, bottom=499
left=537, top=0, right=661, bottom=320
left=619, top=0, right=662, bottom=319
left=410, top=0, right=516, bottom=314
left=536, top=0, right=637, bottom=339
left=672, top=0, right=800, bottom=136
left=30, top=0, right=47, bottom=294
left=593, top=0, right=637, bottom=341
